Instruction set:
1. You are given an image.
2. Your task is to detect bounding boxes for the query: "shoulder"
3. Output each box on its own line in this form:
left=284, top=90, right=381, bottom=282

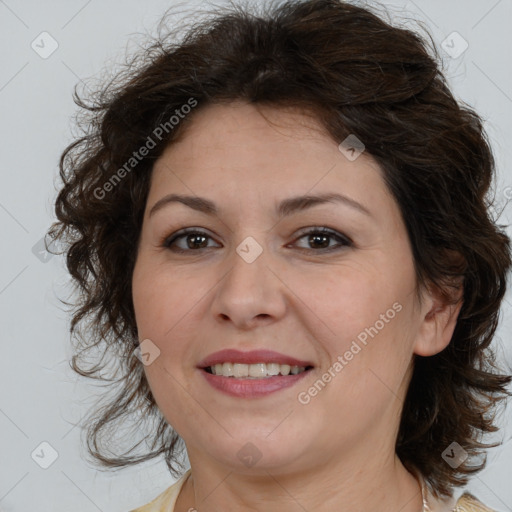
left=454, top=492, right=498, bottom=512
left=128, top=469, right=191, bottom=512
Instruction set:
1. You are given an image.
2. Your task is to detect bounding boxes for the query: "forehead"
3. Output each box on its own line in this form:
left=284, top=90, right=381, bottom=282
left=154, top=102, right=374, bottom=179
left=158, top=101, right=333, bottom=164
left=148, top=101, right=398, bottom=226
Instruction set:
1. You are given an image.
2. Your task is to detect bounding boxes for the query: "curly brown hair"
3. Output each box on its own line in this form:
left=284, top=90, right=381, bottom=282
left=47, top=0, right=512, bottom=498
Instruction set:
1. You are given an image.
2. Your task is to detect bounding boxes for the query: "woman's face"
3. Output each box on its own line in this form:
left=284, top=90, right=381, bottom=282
left=132, top=101, right=439, bottom=475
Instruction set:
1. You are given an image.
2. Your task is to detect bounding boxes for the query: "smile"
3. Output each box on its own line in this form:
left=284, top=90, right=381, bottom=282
left=206, top=362, right=310, bottom=378
left=199, top=364, right=314, bottom=398
left=197, top=348, right=315, bottom=398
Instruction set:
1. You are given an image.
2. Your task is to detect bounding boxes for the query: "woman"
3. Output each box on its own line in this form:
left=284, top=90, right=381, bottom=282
left=47, top=1, right=511, bottom=511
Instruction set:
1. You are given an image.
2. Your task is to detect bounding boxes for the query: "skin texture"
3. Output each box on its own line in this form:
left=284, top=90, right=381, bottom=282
left=131, top=101, right=463, bottom=512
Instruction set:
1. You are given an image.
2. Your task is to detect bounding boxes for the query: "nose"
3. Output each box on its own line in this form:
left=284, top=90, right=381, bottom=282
left=210, top=238, right=287, bottom=330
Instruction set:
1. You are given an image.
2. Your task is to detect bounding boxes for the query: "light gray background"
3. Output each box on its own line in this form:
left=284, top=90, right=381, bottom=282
left=1, top=1, right=511, bottom=511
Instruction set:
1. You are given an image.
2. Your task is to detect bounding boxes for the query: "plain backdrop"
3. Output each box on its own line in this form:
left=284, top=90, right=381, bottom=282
left=0, top=0, right=511, bottom=511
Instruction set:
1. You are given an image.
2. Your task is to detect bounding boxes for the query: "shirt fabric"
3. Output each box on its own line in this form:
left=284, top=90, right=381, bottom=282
left=129, top=469, right=498, bottom=512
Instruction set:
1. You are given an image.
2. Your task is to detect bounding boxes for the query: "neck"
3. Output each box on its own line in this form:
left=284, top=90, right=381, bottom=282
left=175, top=450, right=424, bottom=512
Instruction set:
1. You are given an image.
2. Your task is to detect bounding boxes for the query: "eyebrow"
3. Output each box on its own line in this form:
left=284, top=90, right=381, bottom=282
left=148, top=192, right=372, bottom=219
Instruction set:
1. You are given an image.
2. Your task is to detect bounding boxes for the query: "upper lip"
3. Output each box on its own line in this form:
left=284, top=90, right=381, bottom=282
left=197, top=349, right=314, bottom=369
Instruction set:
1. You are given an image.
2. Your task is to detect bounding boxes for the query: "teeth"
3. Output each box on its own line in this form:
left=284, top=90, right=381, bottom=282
left=210, top=362, right=307, bottom=378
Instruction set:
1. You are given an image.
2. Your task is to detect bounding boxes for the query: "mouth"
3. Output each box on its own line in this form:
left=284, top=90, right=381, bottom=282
left=202, top=362, right=314, bottom=379
left=197, top=349, right=315, bottom=398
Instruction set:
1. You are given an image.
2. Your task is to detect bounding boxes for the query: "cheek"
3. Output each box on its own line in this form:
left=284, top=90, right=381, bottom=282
left=132, top=257, right=200, bottom=341
left=290, top=260, right=409, bottom=345
left=132, top=261, right=206, bottom=431
left=131, top=256, right=218, bottom=404
left=294, top=260, right=416, bottom=397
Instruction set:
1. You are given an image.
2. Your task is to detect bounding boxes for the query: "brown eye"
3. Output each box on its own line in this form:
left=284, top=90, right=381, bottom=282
left=163, top=229, right=219, bottom=252
left=291, top=227, right=352, bottom=252
left=162, top=226, right=352, bottom=254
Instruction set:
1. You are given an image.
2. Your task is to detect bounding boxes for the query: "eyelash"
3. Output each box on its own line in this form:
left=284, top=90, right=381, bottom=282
left=161, top=227, right=353, bottom=254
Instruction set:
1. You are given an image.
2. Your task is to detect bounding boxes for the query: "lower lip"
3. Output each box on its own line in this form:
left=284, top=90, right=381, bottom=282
left=199, top=368, right=313, bottom=398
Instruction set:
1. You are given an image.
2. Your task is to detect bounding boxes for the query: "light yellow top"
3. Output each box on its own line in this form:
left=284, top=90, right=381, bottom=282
left=129, top=469, right=498, bottom=512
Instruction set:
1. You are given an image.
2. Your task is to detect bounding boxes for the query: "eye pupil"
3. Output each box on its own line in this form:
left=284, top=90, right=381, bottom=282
left=164, top=227, right=349, bottom=253
left=188, top=234, right=208, bottom=249
left=309, top=234, right=330, bottom=249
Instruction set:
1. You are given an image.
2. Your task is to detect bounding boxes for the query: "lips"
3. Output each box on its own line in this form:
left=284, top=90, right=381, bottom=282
left=197, top=349, right=314, bottom=369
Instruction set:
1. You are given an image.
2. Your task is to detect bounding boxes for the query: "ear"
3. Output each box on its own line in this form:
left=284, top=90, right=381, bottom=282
left=413, top=280, right=464, bottom=357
